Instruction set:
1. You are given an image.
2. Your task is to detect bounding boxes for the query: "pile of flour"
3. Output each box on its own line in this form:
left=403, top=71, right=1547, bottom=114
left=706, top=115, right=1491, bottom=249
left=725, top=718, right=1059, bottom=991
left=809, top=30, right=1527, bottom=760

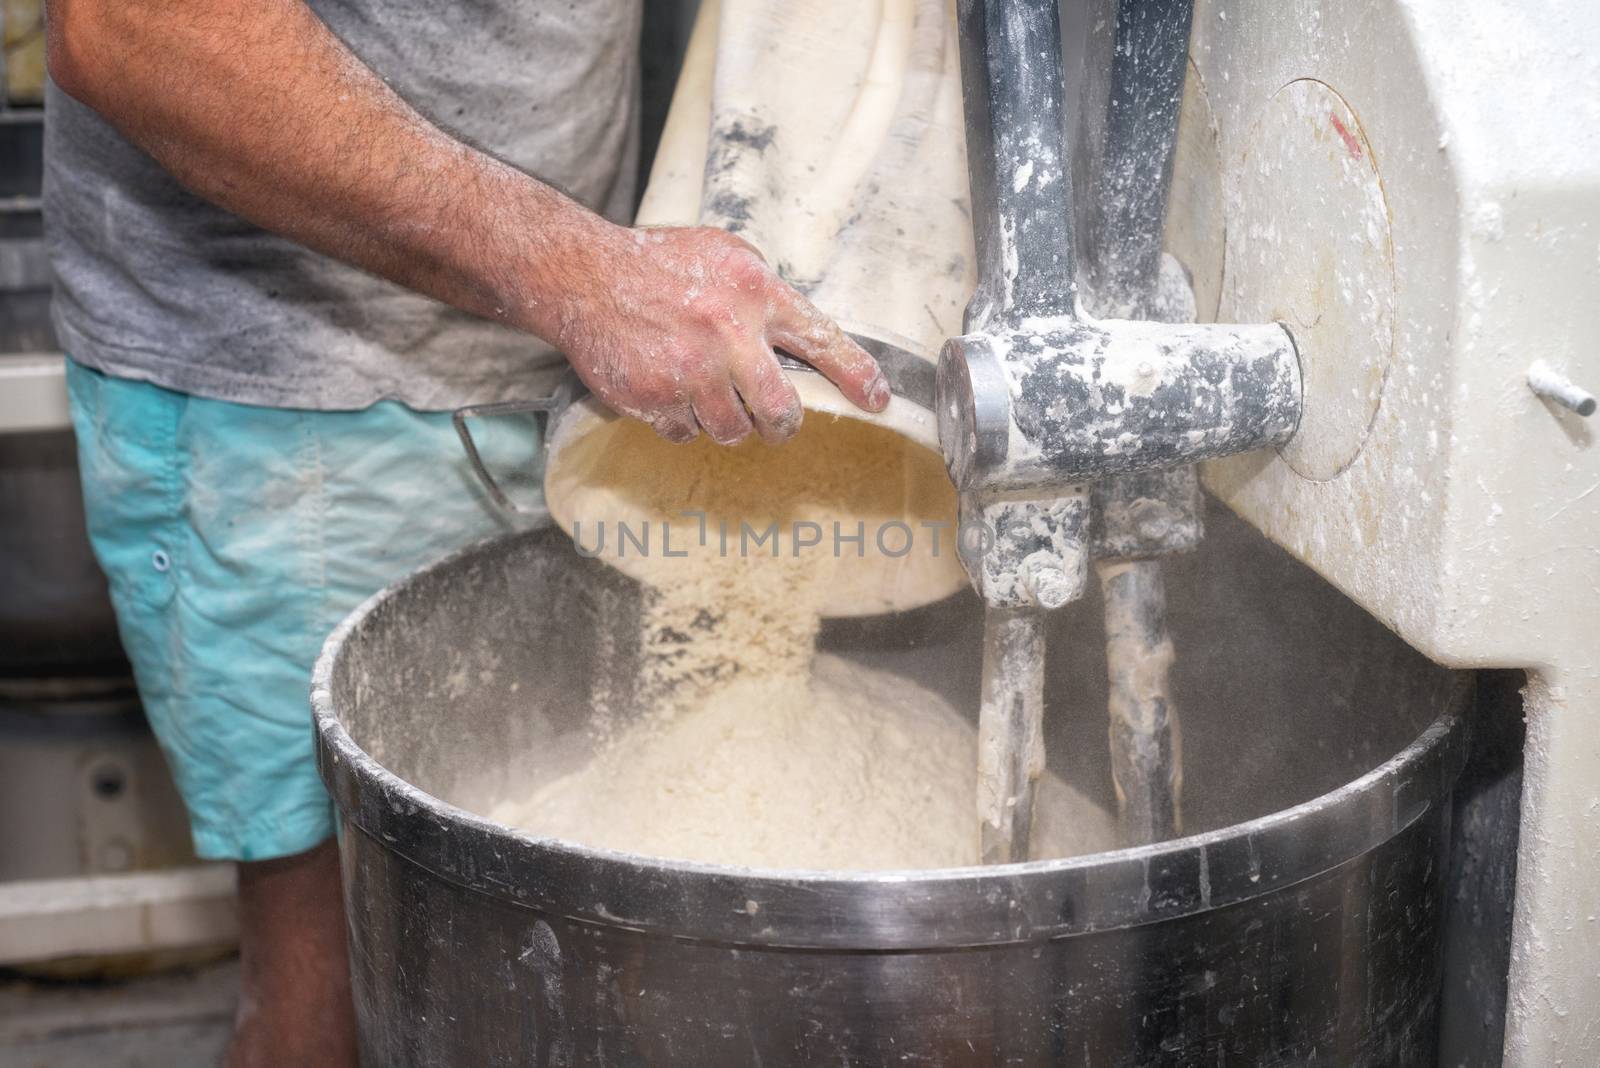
left=491, top=653, right=1113, bottom=869
left=490, top=413, right=1115, bottom=869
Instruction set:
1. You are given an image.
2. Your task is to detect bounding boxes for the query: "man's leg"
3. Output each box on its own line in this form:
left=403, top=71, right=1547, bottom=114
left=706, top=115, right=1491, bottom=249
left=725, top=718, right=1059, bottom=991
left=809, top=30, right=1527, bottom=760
left=228, top=840, right=357, bottom=1068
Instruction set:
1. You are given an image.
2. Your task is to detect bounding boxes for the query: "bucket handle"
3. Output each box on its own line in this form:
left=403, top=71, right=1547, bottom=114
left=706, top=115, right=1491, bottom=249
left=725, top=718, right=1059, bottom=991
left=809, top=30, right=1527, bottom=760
left=451, top=397, right=560, bottom=517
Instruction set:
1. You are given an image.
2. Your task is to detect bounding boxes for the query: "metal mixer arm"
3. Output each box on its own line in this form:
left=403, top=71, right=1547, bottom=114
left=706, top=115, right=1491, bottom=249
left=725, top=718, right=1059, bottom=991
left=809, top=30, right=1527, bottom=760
left=944, top=0, right=1302, bottom=862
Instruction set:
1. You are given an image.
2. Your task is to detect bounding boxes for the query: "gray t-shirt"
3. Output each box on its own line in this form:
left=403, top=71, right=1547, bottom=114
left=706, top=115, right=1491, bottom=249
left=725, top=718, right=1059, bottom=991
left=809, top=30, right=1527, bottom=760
left=44, top=0, right=641, bottom=411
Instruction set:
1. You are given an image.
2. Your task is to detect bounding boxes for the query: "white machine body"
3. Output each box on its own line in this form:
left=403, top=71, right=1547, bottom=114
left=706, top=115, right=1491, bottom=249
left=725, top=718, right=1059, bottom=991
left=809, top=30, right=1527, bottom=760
left=1165, top=4, right=1599, bottom=1062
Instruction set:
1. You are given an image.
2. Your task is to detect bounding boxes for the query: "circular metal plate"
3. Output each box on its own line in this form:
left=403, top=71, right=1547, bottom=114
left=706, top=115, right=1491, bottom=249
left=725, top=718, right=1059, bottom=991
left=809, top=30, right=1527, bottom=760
left=1223, top=78, right=1395, bottom=481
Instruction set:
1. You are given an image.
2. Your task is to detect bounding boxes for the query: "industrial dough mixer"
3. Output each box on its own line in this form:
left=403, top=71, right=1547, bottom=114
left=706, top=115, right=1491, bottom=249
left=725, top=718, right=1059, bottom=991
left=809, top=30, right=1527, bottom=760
left=318, top=0, right=1597, bottom=1064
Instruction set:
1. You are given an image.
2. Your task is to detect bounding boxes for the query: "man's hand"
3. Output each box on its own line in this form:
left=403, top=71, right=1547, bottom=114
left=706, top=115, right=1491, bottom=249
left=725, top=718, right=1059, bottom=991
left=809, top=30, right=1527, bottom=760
left=47, top=0, right=885, bottom=443
left=554, top=226, right=888, bottom=444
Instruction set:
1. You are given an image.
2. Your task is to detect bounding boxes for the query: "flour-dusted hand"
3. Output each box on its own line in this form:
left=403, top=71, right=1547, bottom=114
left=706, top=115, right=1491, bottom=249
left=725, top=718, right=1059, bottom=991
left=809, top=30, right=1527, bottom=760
left=550, top=225, right=889, bottom=445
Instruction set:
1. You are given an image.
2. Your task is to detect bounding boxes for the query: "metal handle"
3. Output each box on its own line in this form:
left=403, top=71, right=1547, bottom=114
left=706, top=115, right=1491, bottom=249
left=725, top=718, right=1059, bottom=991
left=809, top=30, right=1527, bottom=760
left=451, top=397, right=562, bottom=517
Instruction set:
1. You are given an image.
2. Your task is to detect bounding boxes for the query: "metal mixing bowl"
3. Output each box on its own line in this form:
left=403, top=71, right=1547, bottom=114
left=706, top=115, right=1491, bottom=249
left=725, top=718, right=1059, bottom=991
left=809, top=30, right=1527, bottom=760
left=314, top=503, right=1466, bottom=1066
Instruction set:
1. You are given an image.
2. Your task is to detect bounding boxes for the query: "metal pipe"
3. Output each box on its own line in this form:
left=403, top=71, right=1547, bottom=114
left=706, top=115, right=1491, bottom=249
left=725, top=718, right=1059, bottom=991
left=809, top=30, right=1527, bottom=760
left=955, top=0, right=1077, bottom=329
left=942, top=318, right=1301, bottom=492
left=977, top=606, right=1047, bottom=864
left=1085, top=0, right=1197, bottom=317
left=1099, top=559, right=1183, bottom=844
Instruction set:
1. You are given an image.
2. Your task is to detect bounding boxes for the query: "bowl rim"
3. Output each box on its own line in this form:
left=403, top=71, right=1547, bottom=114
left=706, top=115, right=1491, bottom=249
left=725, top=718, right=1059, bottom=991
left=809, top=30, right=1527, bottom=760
left=312, top=526, right=1469, bottom=951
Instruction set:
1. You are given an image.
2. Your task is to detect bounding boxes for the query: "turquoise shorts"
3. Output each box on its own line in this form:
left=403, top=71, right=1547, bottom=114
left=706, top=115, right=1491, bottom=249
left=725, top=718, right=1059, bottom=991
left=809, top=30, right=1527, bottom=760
left=66, top=360, right=544, bottom=861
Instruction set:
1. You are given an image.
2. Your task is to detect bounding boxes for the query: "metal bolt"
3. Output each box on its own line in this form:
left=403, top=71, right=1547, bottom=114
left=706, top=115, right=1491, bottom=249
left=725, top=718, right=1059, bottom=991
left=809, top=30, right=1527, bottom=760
left=1528, top=360, right=1596, bottom=417
left=1020, top=558, right=1076, bottom=610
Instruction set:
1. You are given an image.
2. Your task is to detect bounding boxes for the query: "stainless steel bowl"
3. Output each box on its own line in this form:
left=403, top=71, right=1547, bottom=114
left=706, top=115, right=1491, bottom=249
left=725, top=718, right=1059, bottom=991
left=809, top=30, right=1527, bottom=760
left=313, top=505, right=1466, bottom=1066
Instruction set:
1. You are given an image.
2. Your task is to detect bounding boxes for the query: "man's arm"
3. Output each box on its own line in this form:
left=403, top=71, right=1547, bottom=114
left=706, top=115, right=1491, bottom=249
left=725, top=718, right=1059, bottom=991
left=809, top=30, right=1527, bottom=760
left=47, top=0, right=888, bottom=443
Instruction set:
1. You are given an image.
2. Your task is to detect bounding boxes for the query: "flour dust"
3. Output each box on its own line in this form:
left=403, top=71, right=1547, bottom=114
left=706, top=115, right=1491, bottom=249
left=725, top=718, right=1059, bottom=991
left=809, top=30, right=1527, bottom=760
left=490, top=413, right=1115, bottom=869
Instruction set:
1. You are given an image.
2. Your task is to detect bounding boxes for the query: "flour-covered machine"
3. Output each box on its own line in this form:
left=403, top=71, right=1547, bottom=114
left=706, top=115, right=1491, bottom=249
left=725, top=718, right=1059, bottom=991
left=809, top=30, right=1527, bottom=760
left=314, top=1, right=1599, bottom=1064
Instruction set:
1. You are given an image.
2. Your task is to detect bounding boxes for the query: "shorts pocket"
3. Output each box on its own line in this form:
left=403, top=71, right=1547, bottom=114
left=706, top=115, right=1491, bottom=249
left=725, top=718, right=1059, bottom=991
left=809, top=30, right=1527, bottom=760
left=65, top=361, right=185, bottom=699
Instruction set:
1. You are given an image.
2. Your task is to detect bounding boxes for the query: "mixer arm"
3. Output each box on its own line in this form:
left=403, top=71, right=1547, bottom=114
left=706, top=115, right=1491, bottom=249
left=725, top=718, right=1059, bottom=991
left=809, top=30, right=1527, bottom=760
left=1082, top=0, right=1199, bottom=848
left=941, top=0, right=1302, bottom=606
left=944, top=0, right=1076, bottom=865
left=943, top=0, right=1304, bottom=862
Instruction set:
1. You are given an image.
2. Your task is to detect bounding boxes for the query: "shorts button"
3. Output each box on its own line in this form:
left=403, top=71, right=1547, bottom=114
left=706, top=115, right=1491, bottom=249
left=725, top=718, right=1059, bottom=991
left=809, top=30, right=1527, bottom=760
left=151, top=549, right=171, bottom=572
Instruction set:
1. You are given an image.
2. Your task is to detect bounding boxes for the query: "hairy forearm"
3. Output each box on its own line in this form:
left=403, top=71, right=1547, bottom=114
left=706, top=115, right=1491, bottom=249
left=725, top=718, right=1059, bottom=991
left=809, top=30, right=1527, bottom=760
left=47, top=0, right=888, bottom=444
left=47, top=0, right=603, bottom=341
